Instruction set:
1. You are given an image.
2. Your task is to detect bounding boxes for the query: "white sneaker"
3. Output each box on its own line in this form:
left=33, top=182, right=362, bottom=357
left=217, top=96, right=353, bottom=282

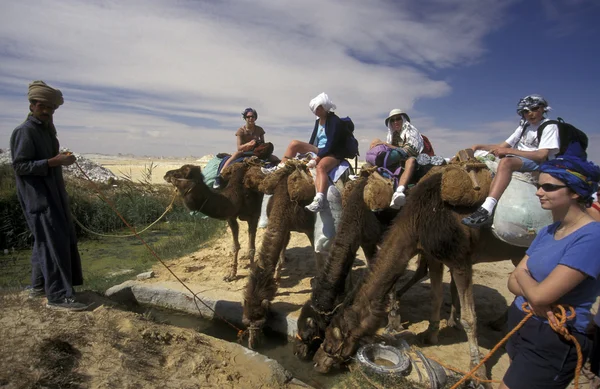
left=390, top=191, right=406, bottom=209
left=348, top=174, right=359, bottom=181
left=305, top=198, right=325, bottom=213
left=261, top=165, right=279, bottom=174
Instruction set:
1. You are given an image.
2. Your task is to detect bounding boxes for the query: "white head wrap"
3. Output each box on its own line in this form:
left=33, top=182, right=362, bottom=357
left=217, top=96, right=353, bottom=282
left=309, top=92, right=336, bottom=115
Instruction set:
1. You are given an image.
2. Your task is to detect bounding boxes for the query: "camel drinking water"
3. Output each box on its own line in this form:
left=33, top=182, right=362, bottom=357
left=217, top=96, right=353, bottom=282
left=312, top=172, right=525, bottom=387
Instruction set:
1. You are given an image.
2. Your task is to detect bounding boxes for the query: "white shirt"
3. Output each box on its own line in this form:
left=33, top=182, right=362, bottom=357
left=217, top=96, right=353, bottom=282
left=505, top=118, right=560, bottom=159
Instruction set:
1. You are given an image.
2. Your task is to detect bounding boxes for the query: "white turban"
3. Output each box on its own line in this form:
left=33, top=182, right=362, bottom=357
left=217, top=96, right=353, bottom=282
left=309, top=92, right=336, bottom=115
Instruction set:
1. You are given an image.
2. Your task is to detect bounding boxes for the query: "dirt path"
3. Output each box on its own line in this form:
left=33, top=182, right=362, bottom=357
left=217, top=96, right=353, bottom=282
left=0, top=291, right=306, bottom=389
left=144, top=222, right=519, bottom=387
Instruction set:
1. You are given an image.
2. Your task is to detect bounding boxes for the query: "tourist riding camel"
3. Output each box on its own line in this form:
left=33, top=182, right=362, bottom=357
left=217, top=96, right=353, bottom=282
left=262, top=92, right=355, bottom=213
left=214, top=108, right=277, bottom=189
left=500, top=142, right=600, bottom=389
left=368, top=108, right=426, bottom=209
left=463, top=94, right=560, bottom=227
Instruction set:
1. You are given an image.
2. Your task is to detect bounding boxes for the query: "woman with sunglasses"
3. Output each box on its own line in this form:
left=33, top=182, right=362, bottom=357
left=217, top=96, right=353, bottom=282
left=500, top=142, right=600, bottom=389
left=369, top=108, right=424, bottom=209
left=214, top=108, right=276, bottom=189
left=587, top=190, right=600, bottom=389
left=463, top=94, right=560, bottom=228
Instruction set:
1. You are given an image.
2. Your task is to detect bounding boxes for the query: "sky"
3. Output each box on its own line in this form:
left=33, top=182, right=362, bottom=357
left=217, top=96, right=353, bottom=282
left=1, top=0, right=599, bottom=162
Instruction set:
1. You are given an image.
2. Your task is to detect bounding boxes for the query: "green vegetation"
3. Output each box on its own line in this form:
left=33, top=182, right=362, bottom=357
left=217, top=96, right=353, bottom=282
left=0, top=163, right=226, bottom=292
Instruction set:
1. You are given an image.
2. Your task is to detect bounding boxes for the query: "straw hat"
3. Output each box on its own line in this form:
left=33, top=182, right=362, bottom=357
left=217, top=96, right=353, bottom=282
left=384, top=109, right=411, bottom=126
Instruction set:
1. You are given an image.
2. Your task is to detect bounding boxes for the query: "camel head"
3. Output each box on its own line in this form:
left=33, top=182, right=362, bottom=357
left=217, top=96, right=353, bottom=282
left=312, top=314, right=357, bottom=373
left=242, top=298, right=270, bottom=349
left=294, top=302, right=326, bottom=360
left=163, top=164, right=203, bottom=186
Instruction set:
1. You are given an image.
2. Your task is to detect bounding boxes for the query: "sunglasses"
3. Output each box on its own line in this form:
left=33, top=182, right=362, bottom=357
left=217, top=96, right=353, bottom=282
left=535, top=183, right=568, bottom=192
left=389, top=116, right=403, bottom=123
left=245, top=115, right=256, bottom=119
left=519, top=106, right=541, bottom=115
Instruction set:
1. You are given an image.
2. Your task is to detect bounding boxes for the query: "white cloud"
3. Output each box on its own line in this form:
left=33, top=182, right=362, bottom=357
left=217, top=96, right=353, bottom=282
left=0, top=0, right=517, bottom=158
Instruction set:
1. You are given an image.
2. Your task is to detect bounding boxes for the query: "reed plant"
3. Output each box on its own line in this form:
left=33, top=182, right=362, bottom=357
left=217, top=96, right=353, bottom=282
left=0, top=163, right=226, bottom=292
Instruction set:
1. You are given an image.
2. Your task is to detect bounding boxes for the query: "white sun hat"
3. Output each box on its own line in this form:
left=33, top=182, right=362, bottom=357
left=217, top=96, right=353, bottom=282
left=384, top=109, right=411, bottom=127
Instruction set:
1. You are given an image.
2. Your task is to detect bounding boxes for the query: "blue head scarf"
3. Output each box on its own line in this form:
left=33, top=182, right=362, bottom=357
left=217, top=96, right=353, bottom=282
left=540, top=142, right=600, bottom=207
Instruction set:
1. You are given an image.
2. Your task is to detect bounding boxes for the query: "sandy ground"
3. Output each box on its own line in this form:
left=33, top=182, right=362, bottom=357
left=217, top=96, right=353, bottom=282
left=84, top=153, right=209, bottom=185
left=0, top=292, right=306, bottom=389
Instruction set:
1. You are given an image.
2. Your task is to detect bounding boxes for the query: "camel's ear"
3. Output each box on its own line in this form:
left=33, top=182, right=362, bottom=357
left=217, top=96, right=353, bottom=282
left=261, top=299, right=270, bottom=310
left=306, top=317, right=315, bottom=328
left=333, top=327, right=342, bottom=340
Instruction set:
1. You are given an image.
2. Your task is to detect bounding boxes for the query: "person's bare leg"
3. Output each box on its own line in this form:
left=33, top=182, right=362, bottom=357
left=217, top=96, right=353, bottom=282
left=315, top=156, right=339, bottom=194
left=221, top=150, right=244, bottom=171
left=398, top=157, right=416, bottom=188
left=306, top=156, right=339, bottom=212
left=390, top=157, right=416, bottom=209
left=488, top=157, right=523, bottom=200
left=281, top=140, right=317, bottom=163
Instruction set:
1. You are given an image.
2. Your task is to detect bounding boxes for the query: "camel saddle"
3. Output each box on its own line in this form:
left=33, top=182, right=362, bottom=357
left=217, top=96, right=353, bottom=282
left=435, top=149, right=492, bottom=207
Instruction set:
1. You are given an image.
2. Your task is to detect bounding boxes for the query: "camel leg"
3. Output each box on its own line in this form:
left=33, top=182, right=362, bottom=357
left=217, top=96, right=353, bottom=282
left=452, top=265, right=490, bottom=388
left=395, top=254, right=429, bottom=299
left=447, top=273, right=461, bottom=328
left=224, top=218, right=241, bottom=282
left=420, top=258, right=444, bottom=345
left=361, top=241, right=379, bottom=269
left=274, top=231, right=291, bottom=283
left=245, top=216, right=259, bottom=267
left=386, top=254, right=430, bottom=333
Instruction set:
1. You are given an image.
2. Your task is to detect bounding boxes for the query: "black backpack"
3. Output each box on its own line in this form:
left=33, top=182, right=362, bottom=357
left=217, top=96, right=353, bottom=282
left=517, top=117, right=588, bottom=157
left=339, top=116, right=359, bottom=159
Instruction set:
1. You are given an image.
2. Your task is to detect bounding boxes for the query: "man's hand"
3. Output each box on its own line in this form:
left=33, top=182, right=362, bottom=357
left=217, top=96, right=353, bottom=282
left=490, top=147, right=512, bottom=158
left=49, top=151, right=76, bottom=167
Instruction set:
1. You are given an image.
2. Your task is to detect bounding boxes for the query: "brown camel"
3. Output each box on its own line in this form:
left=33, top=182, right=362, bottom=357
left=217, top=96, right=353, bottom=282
left=293, top=170, right=432, bottom=360
left=164, top=162, right=264, bottom=282
left=312, top=172, right=525, bottom=387
left=242, top=162, right=316, bottom=349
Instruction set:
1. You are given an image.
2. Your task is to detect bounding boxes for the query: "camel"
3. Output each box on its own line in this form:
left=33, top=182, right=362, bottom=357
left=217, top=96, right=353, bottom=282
left=312, top=172, right=525, bottom=387
left=242, top=161, right=316, bottom=348
left=163, top=162, right=264, bottom=282
left=293, top=170, right=431, bottom=360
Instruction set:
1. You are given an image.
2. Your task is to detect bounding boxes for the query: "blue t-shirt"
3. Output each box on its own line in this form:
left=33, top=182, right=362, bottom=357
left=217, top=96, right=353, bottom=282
left=515, top=221, right=600, bottom=333
left=315, top=124, right=327, bottom=148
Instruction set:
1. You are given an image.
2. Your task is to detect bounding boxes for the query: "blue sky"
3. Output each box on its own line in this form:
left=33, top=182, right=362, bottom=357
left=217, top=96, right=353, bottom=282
left=1, top=0, right=598, bottom=162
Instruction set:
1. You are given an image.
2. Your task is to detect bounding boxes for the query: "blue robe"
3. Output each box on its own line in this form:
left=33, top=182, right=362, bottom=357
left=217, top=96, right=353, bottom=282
left=10, top=114, right=83, bottom=302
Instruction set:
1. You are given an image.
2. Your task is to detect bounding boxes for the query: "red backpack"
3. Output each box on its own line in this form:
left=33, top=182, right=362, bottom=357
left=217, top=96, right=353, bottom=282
left=422, top=134, right=435, bottom=156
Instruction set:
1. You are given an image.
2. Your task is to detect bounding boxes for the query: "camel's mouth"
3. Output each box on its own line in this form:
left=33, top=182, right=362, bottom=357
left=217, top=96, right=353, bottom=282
left=293, top=338, right=320, bottom=360
left=312, top=347, right=336, bottom=373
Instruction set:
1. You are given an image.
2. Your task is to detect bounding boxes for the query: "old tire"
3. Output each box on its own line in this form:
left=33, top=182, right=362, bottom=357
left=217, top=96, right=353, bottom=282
left=356, top=343, right=411, bottom=376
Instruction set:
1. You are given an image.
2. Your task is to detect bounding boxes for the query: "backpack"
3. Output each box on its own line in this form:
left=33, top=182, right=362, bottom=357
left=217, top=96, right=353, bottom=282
left=365, top=144, right=404, bottom=174
left=339, top=116, right=359, bottom=159
left=421, top=134, right=435, bottom=157
left=517, top=117, right=588, bottom=157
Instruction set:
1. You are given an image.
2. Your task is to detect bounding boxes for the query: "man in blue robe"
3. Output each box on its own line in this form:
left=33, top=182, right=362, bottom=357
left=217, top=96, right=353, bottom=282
left=10, top=80, right=86, bottom=311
